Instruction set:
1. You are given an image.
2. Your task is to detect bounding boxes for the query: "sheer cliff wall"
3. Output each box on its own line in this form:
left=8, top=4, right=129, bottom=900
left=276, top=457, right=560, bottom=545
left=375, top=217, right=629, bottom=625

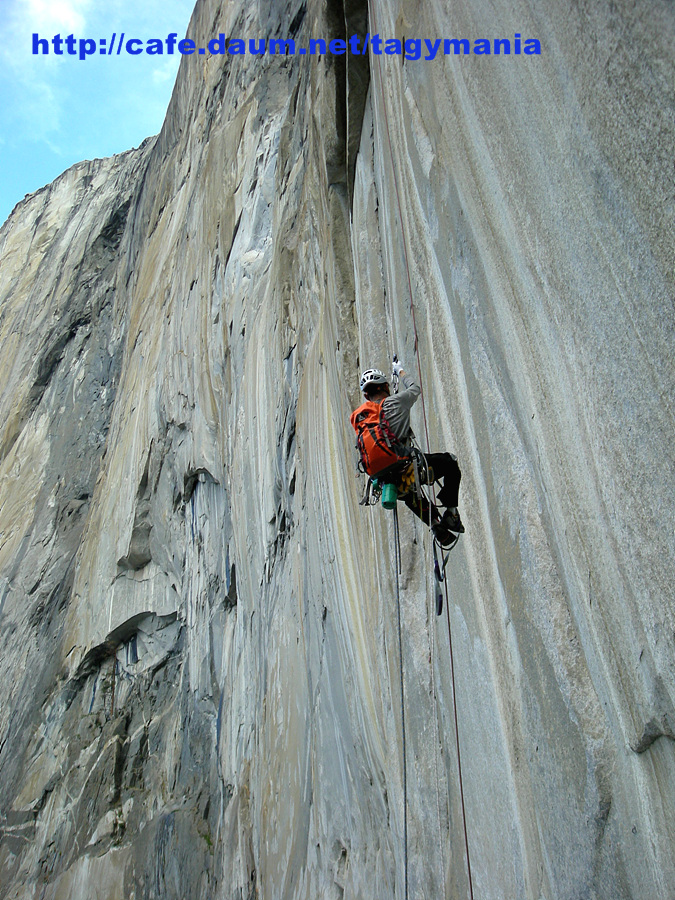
left=0, top=1, right=673, bottom=898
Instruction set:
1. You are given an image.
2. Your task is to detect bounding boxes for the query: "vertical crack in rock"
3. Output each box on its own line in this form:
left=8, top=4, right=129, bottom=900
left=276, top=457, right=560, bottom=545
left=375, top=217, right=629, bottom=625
left=324, top=0, right=370, bottom=199
left=118, top=447, right=155, bottom=571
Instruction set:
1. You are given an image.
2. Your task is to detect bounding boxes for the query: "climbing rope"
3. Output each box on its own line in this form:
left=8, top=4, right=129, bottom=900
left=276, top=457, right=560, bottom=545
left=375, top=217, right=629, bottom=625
left=373, top=35, right=431, bottom=456
left=442, top=574, right=475, bottom=900
left=367, top=2, right=475, bottom=897
left=428, top=553, right=448, bottom=889
left=392, top=506, right=409, bottom=900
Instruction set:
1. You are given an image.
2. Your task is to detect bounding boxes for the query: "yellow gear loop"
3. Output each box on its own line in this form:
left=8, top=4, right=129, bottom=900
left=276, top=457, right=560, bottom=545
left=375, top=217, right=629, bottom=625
left=398, top=462, right=416, bottom=494
left=396, top=460, right=434, bottom=497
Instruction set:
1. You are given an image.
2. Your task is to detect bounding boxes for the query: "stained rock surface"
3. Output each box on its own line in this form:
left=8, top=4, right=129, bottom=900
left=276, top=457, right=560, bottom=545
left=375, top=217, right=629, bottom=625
left=0, top=1, right=674, bottom=898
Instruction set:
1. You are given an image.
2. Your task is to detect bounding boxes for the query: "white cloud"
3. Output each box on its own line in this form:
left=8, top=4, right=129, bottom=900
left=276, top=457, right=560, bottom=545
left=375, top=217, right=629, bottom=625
left=152, top=57, right=181, bottom=85
left=19, top=0, right=91, bottom=36
left=0, top=0, right=194, bottom=222
left=0, top=0, right=194, bottom=151
left=0, top=1, right=67, bottom=142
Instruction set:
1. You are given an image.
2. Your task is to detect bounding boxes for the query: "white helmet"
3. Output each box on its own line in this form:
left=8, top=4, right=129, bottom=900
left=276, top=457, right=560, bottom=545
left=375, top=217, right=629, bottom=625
left=360, top=368, right=389, bottom=394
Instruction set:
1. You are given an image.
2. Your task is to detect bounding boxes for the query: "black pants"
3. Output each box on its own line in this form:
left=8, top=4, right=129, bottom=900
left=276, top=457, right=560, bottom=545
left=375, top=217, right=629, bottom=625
left=423, top=452, right=461, bottom=508
left=379, top=453, right=461, bottom=525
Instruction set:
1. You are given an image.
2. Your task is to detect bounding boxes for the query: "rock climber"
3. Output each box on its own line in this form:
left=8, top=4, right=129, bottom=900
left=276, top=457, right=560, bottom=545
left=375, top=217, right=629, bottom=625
left=350, top=360, right=464, bottom=546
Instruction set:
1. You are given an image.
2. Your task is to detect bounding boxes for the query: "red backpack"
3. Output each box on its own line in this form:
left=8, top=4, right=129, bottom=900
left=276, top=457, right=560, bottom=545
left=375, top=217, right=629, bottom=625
left=350, top=400, right=409, bottom=476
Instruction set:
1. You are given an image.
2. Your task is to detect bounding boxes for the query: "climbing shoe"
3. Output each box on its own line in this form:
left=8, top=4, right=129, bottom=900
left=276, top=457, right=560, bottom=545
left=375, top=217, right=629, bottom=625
left=442, top=508, right=465, bottom=534
left=432, top=522, right=456, bottom=548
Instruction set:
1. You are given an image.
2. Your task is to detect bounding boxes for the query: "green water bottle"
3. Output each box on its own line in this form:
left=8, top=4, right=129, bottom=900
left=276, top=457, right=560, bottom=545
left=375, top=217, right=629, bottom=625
left=381, top=482, right=398, bottom=510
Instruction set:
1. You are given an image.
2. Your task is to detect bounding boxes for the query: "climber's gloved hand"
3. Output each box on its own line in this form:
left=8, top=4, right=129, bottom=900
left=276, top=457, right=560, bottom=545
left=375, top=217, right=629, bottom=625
left=392, top=358, right=404, bottom=377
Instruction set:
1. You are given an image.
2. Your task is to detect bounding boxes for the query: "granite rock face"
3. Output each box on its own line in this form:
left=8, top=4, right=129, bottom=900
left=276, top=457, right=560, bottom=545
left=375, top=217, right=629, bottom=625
left=1, top=1, right=674, bottom=898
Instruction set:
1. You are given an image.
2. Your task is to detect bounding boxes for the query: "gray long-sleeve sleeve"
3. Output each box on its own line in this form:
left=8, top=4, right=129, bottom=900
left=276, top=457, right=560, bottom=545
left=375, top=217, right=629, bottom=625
left=381, top=374, right=420, bottom=441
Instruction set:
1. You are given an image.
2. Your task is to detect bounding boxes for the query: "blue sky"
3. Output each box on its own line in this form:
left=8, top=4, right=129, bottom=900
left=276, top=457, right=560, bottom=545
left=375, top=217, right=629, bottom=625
left=0, top=0, right=196, bottom=226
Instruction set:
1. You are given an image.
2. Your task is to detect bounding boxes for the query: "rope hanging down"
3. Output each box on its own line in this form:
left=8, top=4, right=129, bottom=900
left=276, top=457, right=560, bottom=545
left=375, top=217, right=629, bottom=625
left=366, top=2, right=475, bottom=897
left=442, top=571, right=475, bottom=900
left=392, top=507, right=409, bottom=900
